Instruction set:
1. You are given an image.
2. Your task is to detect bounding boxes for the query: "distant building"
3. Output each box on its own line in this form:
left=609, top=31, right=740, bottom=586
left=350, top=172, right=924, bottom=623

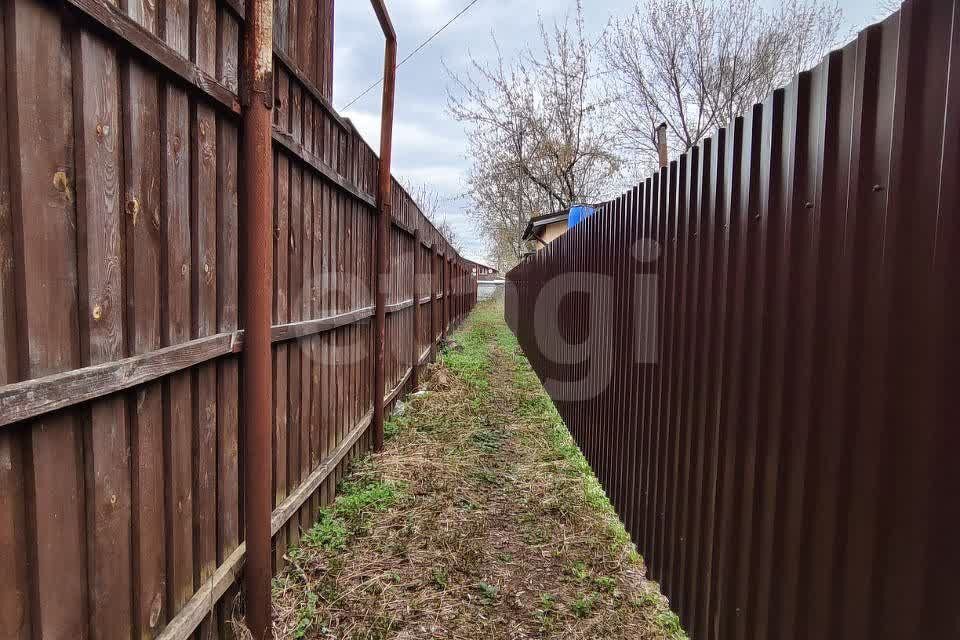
left=465, top=259, right=499, bottom=279
left=521, top=205, right=596, bottom=252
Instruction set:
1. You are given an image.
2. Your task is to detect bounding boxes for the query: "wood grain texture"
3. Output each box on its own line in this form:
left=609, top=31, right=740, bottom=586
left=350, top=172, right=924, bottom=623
left=162, top=83, right=194, bottom=616
left=124, top=0, right=158, bottom=33
left=216, top=8, right=239, bottom=94
left=7, top=3, right=88, bottom=637
left=272, top=130, right=376, bottom=208
left=299, top=172, right=313, bottom=535
left=163, top=0, right=188, bottom=57
left=272, top=151, right=289, bottom=568
left=287, top=162, right=302, bottom=549
left=192, top=0, right=216, bottom=75
left=0, top=4, right=29, bottom=637
left=0, top=0, right=14, bottom=388
left=190, top=100, right=218, bottom=639
left=72, top=27, right=134, bottom=640
left=65, top=0, right=239, bottom=114
left=215, top=113, right=240, bottom=640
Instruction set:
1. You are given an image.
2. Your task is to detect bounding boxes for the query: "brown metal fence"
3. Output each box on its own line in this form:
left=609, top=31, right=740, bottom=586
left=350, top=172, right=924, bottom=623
left=0, top=0, right=476, bottom=638
left=505, top=1, right=959, bottom=638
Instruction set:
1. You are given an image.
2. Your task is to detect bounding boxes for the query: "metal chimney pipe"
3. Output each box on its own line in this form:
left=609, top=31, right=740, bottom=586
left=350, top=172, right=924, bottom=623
left=656, top=122, right=669, bottom=168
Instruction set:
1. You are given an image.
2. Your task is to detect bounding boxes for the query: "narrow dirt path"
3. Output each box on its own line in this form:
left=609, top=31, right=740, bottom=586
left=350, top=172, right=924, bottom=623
left=272, top=302, right=685, bottom=640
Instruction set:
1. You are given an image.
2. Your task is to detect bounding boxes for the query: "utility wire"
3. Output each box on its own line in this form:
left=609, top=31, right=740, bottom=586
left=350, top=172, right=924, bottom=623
left=339, top=0, right=483, bottom=111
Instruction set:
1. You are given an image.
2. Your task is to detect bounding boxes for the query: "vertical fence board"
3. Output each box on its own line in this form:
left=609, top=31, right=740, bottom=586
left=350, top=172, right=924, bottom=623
left=0, top=3, right=30, bottom=637
left=8, top=3, right=88, bottom=636
left=190, top=99, right=218, bottom=639
left=161, top=82, right=194, bottom=616
left=273, top=152, right=289, bottom=568
left=73, top=29, right=133, bottom=640
left=215, top=111, right=240, bottom=638
left=122, top=54, right=166, bottom=639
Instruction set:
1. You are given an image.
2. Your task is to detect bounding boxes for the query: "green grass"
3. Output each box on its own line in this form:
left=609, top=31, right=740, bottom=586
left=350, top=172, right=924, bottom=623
left=273, top=300, right=689, bottom=640
left=296, top=477, right=404, bottom=556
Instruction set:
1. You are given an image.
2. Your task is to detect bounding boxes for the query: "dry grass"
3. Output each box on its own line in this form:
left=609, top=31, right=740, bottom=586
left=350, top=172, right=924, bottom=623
left=272, top=301, right=686, bottom=640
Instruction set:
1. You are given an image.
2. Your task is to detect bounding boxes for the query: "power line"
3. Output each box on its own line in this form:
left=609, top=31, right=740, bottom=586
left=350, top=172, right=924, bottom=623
left=339, top=0, right=483, bottom=112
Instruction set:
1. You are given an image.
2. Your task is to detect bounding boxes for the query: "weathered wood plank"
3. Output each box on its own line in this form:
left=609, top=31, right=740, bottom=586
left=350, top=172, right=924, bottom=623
left=192, top=0, right=216, bottom=75
left=215, top=111, right=240, bottom=640
left=299, top=0, right=316, bottom=90
left=0, top=4, right=30, bottom=636
left=286, top=163, right=303, bottom=549
left=0, top=332, right=240, bottom=429
left=310, top=175, right=323, bottom=521
left=287, top=0, right=298, bottom=70
left=61, top=0, right=239, bottom=114
left=216, top=7, right=239, bottom=94
left=275, top=66, right=289, bottom=133
left=163, top=0, right=188, bottom=57
left=0, top=0, right=13, bottom=388
left=272, top=130, right=376, bottom=208
left=190, top=102, right=218, bottom=635
left=273, top=151, right=289, bottom=568
left=385, top=299, right=415, bottom=314
left=300, top=172, right=314, bottom=535
left=0, top=302, right=386, bottom=429
left=123, top=0, right=157, bottom=33
left=153, top=407, right=378, bottom=640
left=72, top=27, right=134, bottom=640
left=274, top=0, right=288, bottom=54
left=7, top=2, right=88, bottom=636
left=270, top=412, right=371, bottom=536
left=162, top=83, right=194, bottom=616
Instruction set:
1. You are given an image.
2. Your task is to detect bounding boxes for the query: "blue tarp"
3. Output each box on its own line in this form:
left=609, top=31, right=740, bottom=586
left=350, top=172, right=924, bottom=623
left=567, top=204, right=595, bottom=228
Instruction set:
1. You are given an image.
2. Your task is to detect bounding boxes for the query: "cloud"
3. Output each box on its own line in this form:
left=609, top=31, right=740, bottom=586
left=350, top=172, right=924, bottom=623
left=395, top=165, right=466, bottom=196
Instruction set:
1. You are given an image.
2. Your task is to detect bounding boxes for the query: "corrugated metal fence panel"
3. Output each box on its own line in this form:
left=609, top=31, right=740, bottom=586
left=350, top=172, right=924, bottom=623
left=0, top=0, right=477, bottom=638
left=505, top=1, right=959, bottom=638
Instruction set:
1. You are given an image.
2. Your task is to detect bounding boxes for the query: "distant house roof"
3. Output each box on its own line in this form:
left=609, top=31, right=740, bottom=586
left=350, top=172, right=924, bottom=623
left=521, top=208, right=572, bottom=241
left=464, top=258, right=499, bottom=274
left=522, top=204, right=605, bottom=241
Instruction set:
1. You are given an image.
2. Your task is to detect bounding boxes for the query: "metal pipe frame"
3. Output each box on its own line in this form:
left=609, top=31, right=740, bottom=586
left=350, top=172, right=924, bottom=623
left=371, top=0, right=398, bottom=453
left=239, top=0, right=274, bottom=637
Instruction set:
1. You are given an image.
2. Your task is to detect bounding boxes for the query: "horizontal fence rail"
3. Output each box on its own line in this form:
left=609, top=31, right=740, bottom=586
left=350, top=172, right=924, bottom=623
left=0, top=0, right=477, bottom=638
left=505, top=1, right=958, bottom=638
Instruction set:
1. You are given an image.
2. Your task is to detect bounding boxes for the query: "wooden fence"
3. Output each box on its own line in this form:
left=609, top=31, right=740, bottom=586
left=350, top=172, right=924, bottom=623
left=0, top=1, right=477, bottom=638
left=505, top=1, right=958, bottom=638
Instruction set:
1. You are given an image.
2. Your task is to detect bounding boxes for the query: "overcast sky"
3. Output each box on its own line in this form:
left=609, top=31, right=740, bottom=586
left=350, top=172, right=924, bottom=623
left=333, top=0, right=888, bottom=263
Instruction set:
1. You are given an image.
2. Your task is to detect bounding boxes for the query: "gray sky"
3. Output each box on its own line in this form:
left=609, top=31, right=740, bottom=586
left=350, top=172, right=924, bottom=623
left=333, top=0, right=888, bottom=263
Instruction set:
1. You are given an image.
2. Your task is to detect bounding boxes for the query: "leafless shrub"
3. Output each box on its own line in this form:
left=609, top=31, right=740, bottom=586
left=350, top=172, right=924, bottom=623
left=446, top=1, right=620, bottom=270
left=400, top=179, right=465, bottom=254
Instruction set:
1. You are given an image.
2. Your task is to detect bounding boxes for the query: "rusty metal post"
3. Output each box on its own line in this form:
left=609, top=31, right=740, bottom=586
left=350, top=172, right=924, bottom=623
left=411, top=227, right=421, bottom=388
left=240, top=0, right=273, bottom=637
left=371, top=0, right=397, bottom=453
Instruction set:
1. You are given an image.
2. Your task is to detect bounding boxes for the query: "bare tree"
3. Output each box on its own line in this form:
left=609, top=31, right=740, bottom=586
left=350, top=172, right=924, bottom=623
left=876, top=0, right=901, bottom=17
left=446, top=1, right=620, bottom=270
left=602, top=0, right=842, bottom=172
left=400, top=179, right=465, bottom=254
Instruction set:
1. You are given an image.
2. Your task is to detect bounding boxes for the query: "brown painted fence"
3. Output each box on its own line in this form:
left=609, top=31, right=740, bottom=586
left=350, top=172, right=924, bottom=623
left=0, top=0, right=476, bottom=638
left=506, top=1, right=959, bottom=638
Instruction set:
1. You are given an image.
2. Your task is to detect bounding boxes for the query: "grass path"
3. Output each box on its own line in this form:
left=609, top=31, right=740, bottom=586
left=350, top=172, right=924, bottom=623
left=272, top=301, right=685, bottom=640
